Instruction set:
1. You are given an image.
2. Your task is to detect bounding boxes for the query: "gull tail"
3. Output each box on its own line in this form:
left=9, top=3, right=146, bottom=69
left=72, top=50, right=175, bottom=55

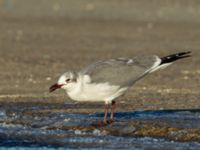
left=160, top=51, right=192, bottom=65
left=150, top=51, right=191, bottom=73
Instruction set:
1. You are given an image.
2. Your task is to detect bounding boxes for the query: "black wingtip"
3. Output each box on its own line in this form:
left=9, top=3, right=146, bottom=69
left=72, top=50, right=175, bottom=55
left=177, top=51, right=192, bottom=56
left=161, top=51, right=192, bottom=64
left=177, top=51, right=192, bottom=59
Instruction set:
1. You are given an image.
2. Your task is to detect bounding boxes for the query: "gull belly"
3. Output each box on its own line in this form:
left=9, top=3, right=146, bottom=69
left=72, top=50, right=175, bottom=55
left=67, top=75, right=128, bottom=103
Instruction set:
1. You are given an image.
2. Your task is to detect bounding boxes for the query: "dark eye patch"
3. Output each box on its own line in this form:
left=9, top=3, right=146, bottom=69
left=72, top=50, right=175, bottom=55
left=66, top=79, right=71, bottom=82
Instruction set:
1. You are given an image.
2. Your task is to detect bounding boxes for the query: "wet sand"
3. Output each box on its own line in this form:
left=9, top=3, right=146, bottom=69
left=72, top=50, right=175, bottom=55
left=0, top=102, right=200, bottom=149
left=0, top=16, right=199, bottom=111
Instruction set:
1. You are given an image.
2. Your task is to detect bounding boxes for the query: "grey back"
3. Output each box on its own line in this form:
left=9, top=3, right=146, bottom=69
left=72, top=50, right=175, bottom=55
left=80, top=55, right=159, bottom=87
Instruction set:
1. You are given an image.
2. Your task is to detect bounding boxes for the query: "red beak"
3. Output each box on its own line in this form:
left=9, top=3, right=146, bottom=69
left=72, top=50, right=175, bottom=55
left=49, top=83, right=63, bottom=92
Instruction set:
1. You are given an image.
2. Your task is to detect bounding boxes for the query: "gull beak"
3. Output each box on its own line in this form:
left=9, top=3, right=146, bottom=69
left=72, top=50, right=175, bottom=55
left=49, top=83, right=63, bottom=92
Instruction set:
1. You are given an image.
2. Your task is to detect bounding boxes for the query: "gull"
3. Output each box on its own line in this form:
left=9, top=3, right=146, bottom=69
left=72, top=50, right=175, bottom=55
left=49, top=51, right=191, bottom=125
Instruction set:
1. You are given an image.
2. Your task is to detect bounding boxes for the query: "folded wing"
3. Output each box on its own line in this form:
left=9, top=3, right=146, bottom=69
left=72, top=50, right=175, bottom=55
left=80, top=55, right=161, bottom=87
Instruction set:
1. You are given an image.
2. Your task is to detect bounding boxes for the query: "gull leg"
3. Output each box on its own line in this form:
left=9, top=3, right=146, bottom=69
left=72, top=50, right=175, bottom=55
left=110, top=100, right=116, bottom=123
left=90, top=104, right=109, bottom=127
left=103, top=104, right=109, bottom=125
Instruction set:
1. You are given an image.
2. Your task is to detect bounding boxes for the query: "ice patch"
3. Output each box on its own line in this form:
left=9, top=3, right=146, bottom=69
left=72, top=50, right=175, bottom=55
left=74, top=129, right=82, bottom=135
left=0, top=110, right=6, bottom=118
left=93, top=129, right=101, bottom=136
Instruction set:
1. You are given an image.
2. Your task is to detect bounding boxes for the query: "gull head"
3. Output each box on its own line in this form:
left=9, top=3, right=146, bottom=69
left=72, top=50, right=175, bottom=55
left=49, top=71, right=77, bottom=92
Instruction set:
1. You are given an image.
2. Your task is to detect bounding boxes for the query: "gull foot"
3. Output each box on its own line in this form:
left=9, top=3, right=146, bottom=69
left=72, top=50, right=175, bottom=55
left=108, top=119, right=114, bottom=124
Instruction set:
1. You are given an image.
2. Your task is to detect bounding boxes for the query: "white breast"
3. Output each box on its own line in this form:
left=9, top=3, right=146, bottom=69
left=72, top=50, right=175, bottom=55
left=66, top=75, right=128, bottom=104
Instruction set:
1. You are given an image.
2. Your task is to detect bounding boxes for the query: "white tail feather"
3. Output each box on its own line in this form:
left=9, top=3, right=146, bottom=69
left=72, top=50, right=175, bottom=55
left=149, top=63, right=172, bottom=73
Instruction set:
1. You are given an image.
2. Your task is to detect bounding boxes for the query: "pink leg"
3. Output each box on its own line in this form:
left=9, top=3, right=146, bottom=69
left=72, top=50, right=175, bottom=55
left=110, top=100, right=116, bottom=123
left=103, top=104, right=109, bottom=124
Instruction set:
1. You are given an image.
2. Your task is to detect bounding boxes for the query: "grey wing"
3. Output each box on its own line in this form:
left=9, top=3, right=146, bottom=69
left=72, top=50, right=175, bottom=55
left=80, top=55, right=160, bottom=87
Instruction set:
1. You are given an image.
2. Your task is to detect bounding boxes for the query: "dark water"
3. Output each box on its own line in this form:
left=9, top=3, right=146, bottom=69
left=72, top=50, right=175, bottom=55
left=0, top=103, right=200, bottom=150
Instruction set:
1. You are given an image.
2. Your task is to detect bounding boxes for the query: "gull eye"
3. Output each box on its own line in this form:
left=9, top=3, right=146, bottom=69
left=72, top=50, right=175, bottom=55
left=66, top=79, right=71, bottom=82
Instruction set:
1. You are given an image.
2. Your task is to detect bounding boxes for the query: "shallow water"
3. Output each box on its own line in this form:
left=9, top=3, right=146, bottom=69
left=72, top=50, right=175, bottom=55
left=0, top=103, right=200, bottom=150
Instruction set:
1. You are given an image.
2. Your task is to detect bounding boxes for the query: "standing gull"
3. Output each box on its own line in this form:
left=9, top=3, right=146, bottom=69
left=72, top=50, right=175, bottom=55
left=50, top=51, right=191, bottom=125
